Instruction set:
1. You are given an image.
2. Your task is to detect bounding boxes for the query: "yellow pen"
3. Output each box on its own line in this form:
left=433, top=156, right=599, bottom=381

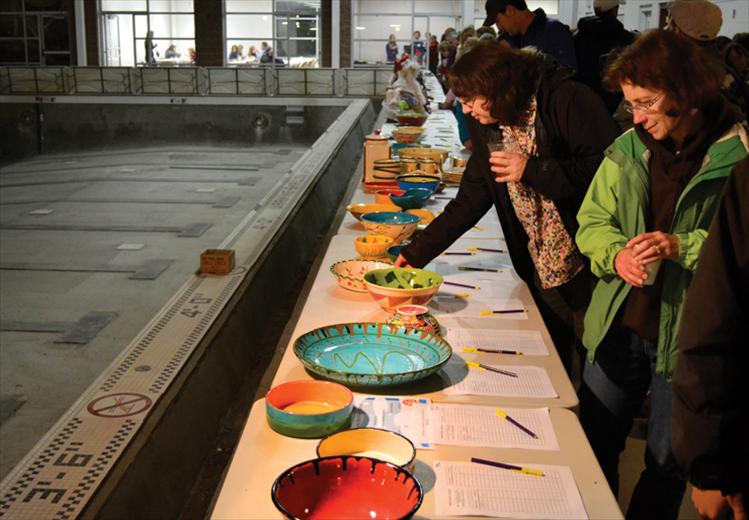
left=495, top=408, right=539, bottom=438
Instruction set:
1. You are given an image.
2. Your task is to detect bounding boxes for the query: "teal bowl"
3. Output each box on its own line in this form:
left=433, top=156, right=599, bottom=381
left=390, top=188, right=432, bottom=210
left=294, top=322, right=452, bottom=386
left=396, top=174, right=440, bottom=194
left=387, top=244, right=405, bottom=262
left=266, top=380, right=354, bottom=438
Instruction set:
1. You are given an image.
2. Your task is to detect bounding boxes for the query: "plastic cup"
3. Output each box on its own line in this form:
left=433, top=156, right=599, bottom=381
left=642, top=259, right=662, bottom=286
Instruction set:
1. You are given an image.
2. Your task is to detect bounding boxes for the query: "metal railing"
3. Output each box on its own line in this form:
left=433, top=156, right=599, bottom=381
left=0, top=66, right=393, bottom=98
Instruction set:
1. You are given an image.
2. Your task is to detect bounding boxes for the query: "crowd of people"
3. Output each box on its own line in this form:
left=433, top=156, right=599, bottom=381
left=228, top=41, right=278, bottom=63
left=394, top=0, right=748, bottom=518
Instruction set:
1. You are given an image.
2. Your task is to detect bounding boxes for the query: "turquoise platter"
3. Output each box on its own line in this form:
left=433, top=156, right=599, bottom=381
left=294, top=323, right=453, bottom=387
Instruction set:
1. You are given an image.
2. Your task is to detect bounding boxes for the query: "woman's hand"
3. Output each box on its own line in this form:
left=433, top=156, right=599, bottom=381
left=627, top=231, right=680, bottom=263
left=394, top=255, right=411, bottom=268
left=615, top=247, right=646, bottom=287
left=489, top=151, right=528, bottom=183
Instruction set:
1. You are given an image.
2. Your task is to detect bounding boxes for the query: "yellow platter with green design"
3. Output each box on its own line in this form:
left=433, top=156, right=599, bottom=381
left=293, top=323, right=452, bottom=386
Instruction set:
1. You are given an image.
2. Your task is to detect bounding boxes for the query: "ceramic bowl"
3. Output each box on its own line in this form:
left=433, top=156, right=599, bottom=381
left=374, top=188, right=405, bottom=205
left=387, top=244, right=405, bottom=263
left=396, top=113, right=428, bottom=126
left=354, top=234, right=394, bottom=259
left=265, top=380, right=354, bottom=438
left=347, top=203, right=400, bottom=221
left=406, top=208, right=435, bottom=224
left=272, top=456, right=423, bottom=520
left=363, top=181, right=399, bottom=194
left=390, top=188, right=432, bottom=210
left=399, top=146, right=449, bottom=164
left=294, top=322, right=452, bottom=386
left=317, top=428, right=417, bottom=471
left=392, top=126, right=424, bottom=144
left=330, top=259, right=393, bottom=292
left=363, top=267, right=443, bottom=313
left=396, top=174, right=441, bottom=194
left=361, top=212, right=420, bottom=245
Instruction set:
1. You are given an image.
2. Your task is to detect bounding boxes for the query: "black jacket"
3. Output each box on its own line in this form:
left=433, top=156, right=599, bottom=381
left=401, top=62, right=620, bottom=285
left=574, top=14, right=634, bottom=114
left=672, top=156, right=749, bottom=495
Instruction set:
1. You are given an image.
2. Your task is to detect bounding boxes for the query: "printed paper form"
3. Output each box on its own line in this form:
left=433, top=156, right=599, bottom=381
left=443, top=328, right=548, bottom=356
left=351, top=396, right=432, bottom=448
left=434, top=461, right=588, bottom=519
left=442, top=359, right=558, bottom=398
left=430, top=293, right=528, bottom=320
left=430, top=404, right=559, bottom=450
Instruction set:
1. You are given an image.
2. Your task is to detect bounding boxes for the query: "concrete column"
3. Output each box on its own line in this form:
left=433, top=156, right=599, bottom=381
left=84, top=0, right=99, bottom=66
left=321, top=0, right=332, bottom=67
left=340, top=0, right=352, bottom=68
left=74, top=0, right=87, bottom=65
left=194, top=0, right=223, bottom=66
left=331, top=0, right=340, bottom=68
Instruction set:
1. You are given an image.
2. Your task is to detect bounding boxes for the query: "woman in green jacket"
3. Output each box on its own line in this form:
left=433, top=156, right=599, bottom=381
left=575, top=30, right=748, bottom=520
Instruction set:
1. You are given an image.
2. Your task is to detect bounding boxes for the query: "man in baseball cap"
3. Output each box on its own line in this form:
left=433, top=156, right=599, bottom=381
left=667, top=0, right=722, bottom=42
left=483, top=0, right=577, bottom=69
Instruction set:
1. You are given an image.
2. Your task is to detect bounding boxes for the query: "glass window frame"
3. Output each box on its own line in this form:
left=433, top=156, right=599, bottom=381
left=98, top=0, right=196, bottom=67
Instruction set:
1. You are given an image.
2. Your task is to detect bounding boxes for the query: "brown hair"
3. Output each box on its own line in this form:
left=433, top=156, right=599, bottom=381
left=448, top=42, right=542, bottom=126
left=604, top=29, right=723, bottom=113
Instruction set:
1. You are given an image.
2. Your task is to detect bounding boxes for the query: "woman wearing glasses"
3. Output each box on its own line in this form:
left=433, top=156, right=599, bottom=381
left=396, top=42, right=619, bottom=374
left=575, top=29, right=748, bottom=519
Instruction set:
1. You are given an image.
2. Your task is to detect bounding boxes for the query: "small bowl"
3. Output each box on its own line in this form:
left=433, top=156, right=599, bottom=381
left=375, top=188, right=405, bottom=205
left=390, top=188, right=432, bottom=210
left=354, top=234, right=394, bottom=258
left=387, top=244, right=405, bottom=263
left=272, top=456, right=423, bottom=520
left=363, top=267, right=444, bottom=313
left=347, top=203, right=400, bottom=221
left=406, top=208, right=435, bottom=224
left=396, top=174, right=441, bottom=194
left=392, top=126, right=424, bottom=144
left=361, top=212, right=420, bottom=245
left=265, top=380, right=354, bottom=438
left=396, top=113, right=428, bottom=126
left=317, top=428, right=417, bottom=471
left=330, top=258, right=393, bottom=292
left=363, top=181, right=399, bottom=194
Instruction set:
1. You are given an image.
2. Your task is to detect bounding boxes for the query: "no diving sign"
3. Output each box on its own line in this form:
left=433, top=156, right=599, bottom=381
left=87, top=392, right=153, bottom=418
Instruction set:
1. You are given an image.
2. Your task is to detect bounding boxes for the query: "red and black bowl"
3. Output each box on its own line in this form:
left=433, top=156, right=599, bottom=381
left=271, top=455, right=423, bottom=520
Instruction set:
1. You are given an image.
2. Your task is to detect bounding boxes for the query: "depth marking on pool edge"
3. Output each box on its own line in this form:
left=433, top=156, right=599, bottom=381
left=0, top=100, right=368, bottom=520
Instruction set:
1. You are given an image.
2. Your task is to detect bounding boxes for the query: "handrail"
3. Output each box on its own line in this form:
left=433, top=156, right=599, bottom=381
left=0, top=66, right=392, bottom=98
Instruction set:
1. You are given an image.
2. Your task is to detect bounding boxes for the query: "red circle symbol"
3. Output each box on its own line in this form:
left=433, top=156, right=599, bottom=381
left=87, top=393, right=152, bottom=418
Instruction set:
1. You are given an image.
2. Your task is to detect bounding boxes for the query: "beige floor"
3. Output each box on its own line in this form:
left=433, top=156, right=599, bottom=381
left=619, top=436, right=700, bottom=519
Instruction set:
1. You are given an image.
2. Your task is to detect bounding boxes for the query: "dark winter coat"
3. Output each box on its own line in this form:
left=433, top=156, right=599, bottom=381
left=400, top=62, right=619, bottom=285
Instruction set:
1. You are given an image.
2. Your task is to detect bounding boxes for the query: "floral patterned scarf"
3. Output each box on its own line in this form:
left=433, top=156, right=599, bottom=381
left=501, top=99, right=585, bottom=289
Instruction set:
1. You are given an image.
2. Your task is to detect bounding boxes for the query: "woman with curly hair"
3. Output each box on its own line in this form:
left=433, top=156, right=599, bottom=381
left=396, top=42, right=619, bottom=374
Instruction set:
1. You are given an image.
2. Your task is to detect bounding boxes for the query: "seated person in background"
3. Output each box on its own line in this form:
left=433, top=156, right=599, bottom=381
left=396, top=42, right=619, bottom=375
left=228, top=45, right=239, bottom=61
left=672, top=156, right=749, bottom=520
left=188, top=47, right=196, bottom=63
left=164, top=44, right=180, bottom=59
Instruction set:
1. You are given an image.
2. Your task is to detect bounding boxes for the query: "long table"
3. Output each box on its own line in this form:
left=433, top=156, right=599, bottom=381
left=211, top=74, right=621, bottom=519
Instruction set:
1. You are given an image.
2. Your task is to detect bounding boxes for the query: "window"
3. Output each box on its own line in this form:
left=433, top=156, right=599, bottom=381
left=224, top=0, right=320, bottom=67
left=352, top=0, right=462, bottom=66
left=100, top=0, right=195, bottom=67
left=0, top=0, right=72, bottom=65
